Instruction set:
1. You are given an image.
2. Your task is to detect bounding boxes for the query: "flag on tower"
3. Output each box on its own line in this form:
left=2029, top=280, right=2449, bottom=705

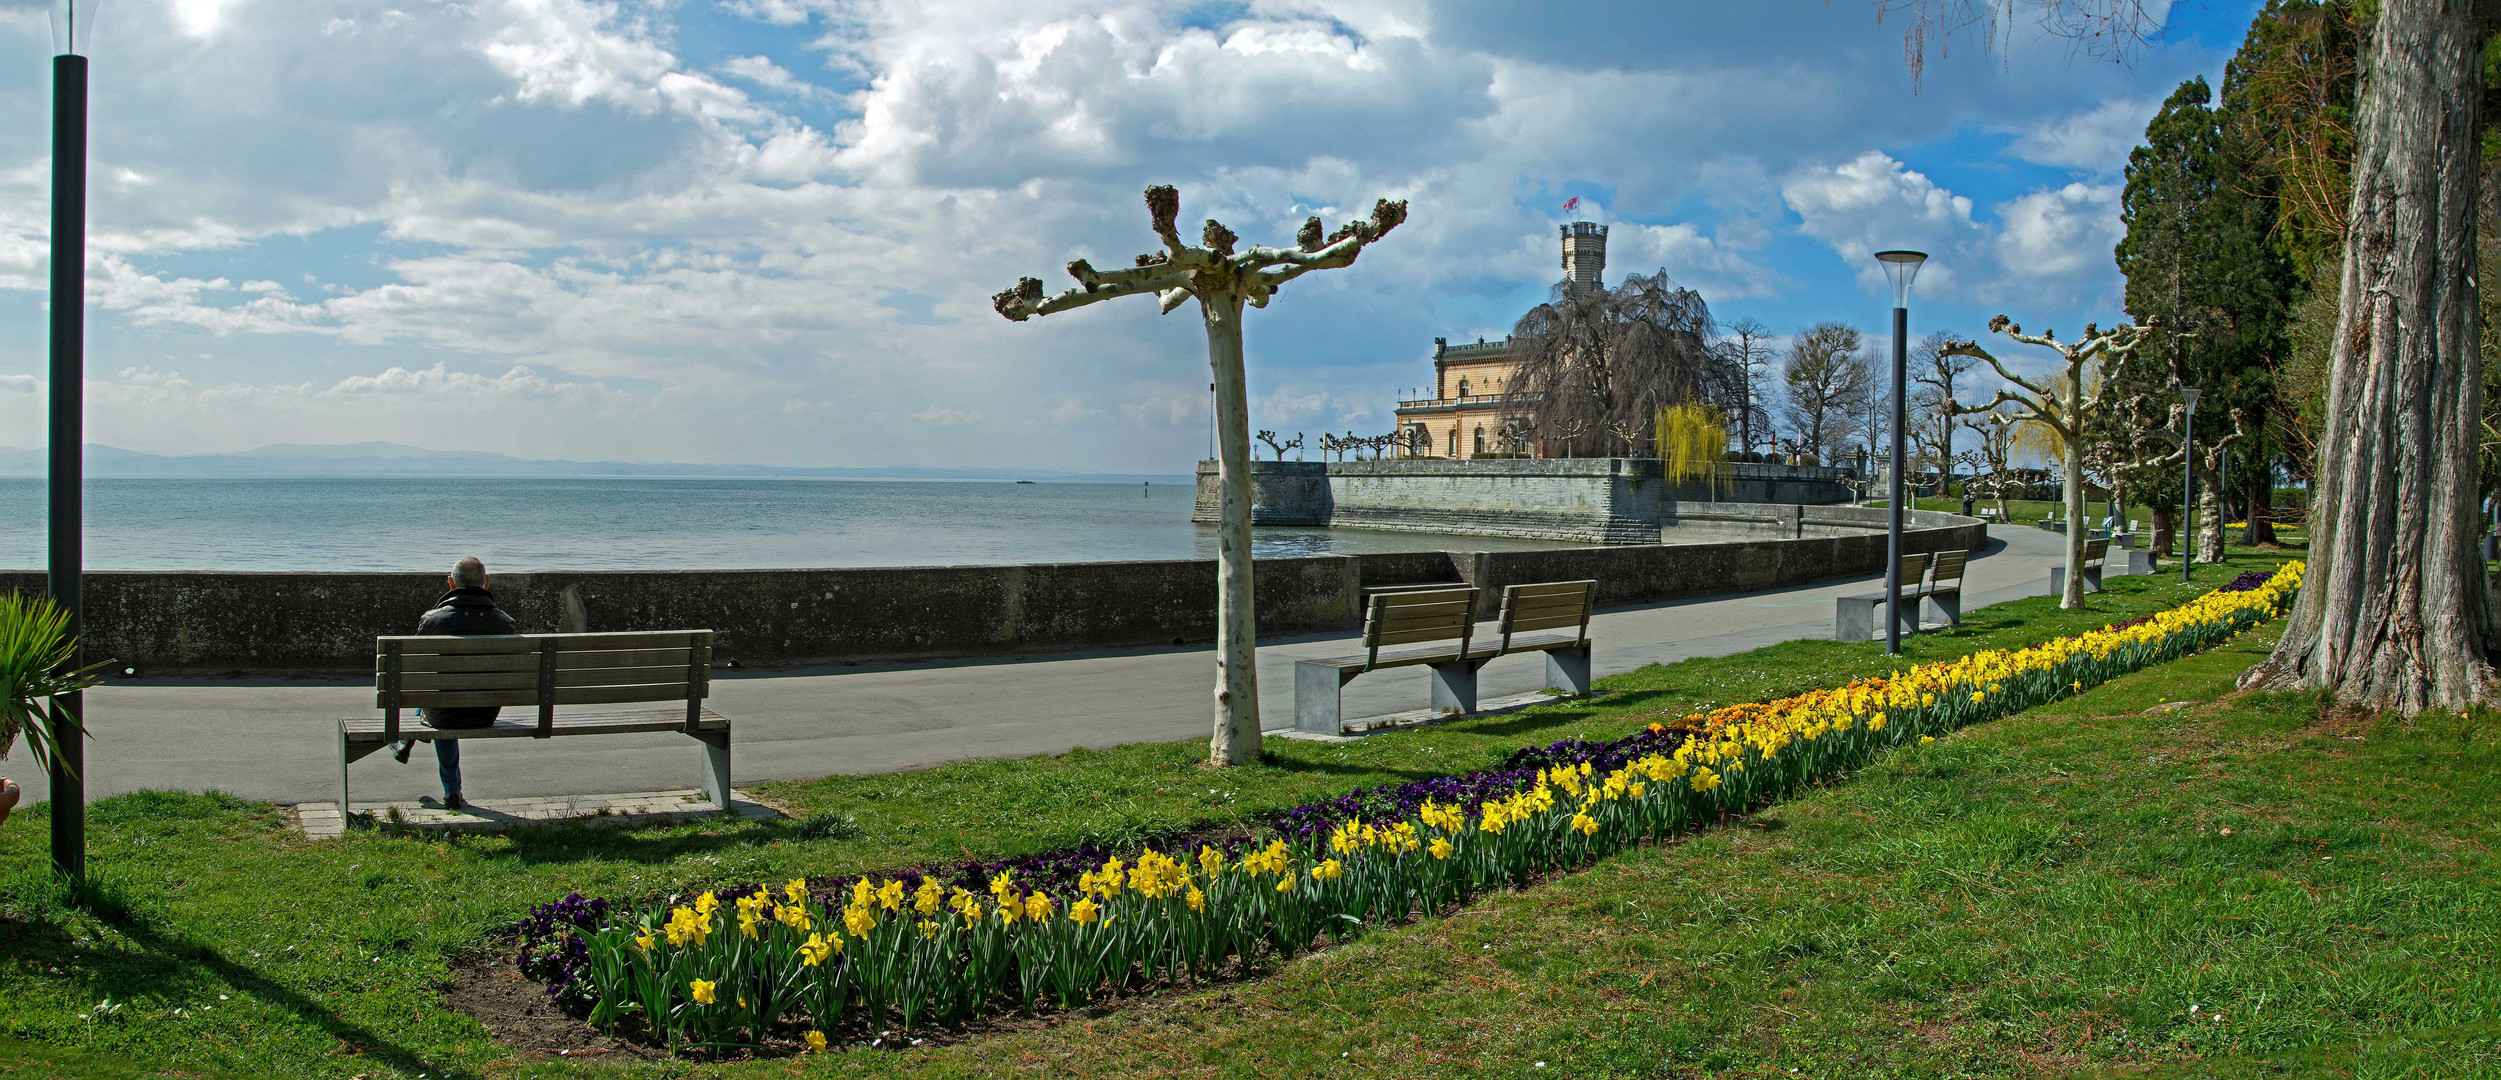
left=1562, top=196, right=1580, bottom=214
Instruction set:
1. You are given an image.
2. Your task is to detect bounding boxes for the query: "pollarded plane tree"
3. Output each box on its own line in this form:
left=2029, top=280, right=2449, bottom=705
left=1957, top=405, right=2023, bottom=519
left=995, top=185, right=1407, bottom=766
left=1944, top=315, right=2150, bottom=609
left=1255, top=430, right=1303, bottom=461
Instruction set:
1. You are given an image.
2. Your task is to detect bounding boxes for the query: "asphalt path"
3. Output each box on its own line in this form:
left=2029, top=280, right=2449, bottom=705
left=6, top=527, right=2073, bottom=809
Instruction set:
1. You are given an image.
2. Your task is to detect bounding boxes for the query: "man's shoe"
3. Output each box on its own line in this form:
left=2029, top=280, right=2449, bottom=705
left=443, top=793, right=467, bottom=811
left=391, top=741, right=413, bottom=765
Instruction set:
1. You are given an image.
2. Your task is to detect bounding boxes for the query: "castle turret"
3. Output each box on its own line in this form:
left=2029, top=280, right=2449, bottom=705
left=1560, top=221, right=1607, bottom=299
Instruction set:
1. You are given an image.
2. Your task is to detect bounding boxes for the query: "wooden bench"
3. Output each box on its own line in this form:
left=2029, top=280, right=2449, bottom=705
left=1836, top=553, right=1932, bottom=642
left=1293, top=580, right=1597, bottom=735
left=336, top=630, right=728, bottom=820
left=2049, top=537, right=2111, bottom=596
left=1915, top=549, right=1968, bottom=629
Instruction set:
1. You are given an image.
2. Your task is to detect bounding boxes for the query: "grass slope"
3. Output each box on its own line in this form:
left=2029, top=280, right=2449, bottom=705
left=12, top=555, right=2492, bottom=1078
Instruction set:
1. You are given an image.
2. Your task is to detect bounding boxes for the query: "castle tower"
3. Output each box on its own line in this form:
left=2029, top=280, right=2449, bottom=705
left=1560, top=221, right=1608, bottom=299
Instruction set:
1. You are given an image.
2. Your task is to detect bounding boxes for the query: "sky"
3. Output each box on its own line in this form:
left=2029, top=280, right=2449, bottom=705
left=0, top=0, right=2265, bottom=472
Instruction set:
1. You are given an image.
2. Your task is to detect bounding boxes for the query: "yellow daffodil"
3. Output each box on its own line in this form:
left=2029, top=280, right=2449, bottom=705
left=799, top=931, right=836, bottom=967
left=805, top=1030, right=828, bottom=1053
left=690, top=979, right=717, bottom=1005
left=1429, top=837, right=1454, bottom=860
left=785, top=878, right=809, bottom=906
left=1070, top=897, right=1100, bottom=926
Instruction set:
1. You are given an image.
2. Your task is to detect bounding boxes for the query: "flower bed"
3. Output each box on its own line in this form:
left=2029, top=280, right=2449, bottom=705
left=521, top=563, right=2303, bottom=1053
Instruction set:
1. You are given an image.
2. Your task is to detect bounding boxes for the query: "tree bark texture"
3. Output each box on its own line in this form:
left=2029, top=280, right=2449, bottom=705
left=2198, top=465, right=2227, bottom=564
left=2249, top=0, right=2500, bottom=709
left=1203, top=294, right=1262, bottom=764
left=2245, top=472, right=2279, bottom=545
left=2064, top=417, right=2088, bottom=609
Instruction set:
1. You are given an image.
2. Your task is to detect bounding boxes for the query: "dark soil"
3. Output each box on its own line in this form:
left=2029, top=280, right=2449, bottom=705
left=437, top=948, right=662, bottom=1064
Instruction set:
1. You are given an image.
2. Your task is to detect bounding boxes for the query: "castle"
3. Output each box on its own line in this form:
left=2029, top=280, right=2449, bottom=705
left=1391, top=222, right=1608, bottom=459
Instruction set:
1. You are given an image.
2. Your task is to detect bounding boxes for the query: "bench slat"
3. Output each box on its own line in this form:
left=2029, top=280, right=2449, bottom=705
left=1368, top=606, right=1475, bottom=634
left=386, top=647, right=700, bottom=675
left=1504, top=581, right=1595, bottom=601
left=1500, top=629, right=1585, bottom=652
left=395, top=665, right=702, bottom=692
left=381, top=683, right=703, bottom=709
left=1302, top=640, right=1499, bottom=671
left=1371, top=624, right=1476, bottom=648
left=378, top=631, right=708, bottom=655
left=1506, top=612, right=1588, bottom=634
left=344, top=706, right=729, bottom=742
left=1505, top=595, right=1591, bottom=619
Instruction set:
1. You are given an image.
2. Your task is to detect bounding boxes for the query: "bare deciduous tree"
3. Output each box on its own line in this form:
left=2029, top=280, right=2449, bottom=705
left=1945, top=315, right=2150, bottom=609
left=1715, top=316, right=1778, bottom=453
left=995, top=184, right=1406, bottom=765
left=1781, top=323, right=1872, bottom=465
left=1504, top=271, right=1720, bottom=453
left=1255, top=430, right=1302, bottom=461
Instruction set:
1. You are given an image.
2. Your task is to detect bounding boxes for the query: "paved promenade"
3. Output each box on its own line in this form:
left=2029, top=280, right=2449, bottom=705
left=9, top=526, right=2072, bottom=809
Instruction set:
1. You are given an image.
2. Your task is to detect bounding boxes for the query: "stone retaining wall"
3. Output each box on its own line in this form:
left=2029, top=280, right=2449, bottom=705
left=1194, top=458, right=1859, bottom=543
left=0, top=508, right=1982, bottom=675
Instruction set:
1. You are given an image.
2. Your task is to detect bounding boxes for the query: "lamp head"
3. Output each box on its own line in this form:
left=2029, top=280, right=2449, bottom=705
left=2180, top=386, right=2202, bottom=411
left=1872, top=249, right=1927, bottom=309
left=51, top=0, right=100, bottom=56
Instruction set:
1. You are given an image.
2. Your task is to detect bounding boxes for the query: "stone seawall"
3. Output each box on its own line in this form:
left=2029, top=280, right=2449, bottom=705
left=1193, top=458, right=1858, bottom=543
left=0, top=508, right=1981, bottom=675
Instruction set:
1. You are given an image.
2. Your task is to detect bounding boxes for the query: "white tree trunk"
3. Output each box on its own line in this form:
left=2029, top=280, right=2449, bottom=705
left=1204, top=292, right=1262, bottom=765
left=2063, top=429, right=2087, bottom=609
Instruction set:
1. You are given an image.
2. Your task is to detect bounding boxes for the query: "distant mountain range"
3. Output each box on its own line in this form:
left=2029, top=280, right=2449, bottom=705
left=0, top=442, right=1189, bottom=484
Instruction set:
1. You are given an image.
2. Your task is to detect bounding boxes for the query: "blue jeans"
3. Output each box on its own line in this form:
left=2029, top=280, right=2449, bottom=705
left=394, top=708, right=485, bottom=801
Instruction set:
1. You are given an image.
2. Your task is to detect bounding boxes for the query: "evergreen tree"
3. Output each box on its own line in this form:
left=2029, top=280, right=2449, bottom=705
left=2113, top=76, right=2293, bottom=558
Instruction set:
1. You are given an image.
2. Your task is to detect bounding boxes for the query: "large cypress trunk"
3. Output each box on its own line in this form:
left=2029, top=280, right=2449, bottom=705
left=2248, top=1, right=2501, bottom=710
left=2245, top=471, right=2278, bottom=546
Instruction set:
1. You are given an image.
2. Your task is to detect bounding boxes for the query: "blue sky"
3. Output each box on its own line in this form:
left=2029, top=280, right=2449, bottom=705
left=0, top=0, right=2262, bottom=471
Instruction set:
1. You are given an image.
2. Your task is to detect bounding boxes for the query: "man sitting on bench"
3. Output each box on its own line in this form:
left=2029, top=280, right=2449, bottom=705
left=390, top=556, right=519, bottom=809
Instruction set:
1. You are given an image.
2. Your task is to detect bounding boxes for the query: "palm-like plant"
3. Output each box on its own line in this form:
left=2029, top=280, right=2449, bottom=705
left=1, top=592, right=106, bottom=779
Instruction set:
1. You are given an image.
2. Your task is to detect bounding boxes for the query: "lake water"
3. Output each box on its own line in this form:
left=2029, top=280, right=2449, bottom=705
left=0, top=477, right=1587, bottom=571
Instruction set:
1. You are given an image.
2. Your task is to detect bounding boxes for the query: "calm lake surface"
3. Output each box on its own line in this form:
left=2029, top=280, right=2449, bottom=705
left=0, top=477, right=1587, bottom=571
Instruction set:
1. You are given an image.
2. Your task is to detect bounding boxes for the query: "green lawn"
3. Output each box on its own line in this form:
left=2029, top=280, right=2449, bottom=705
left=14, top=552, right=2491, bottom=1078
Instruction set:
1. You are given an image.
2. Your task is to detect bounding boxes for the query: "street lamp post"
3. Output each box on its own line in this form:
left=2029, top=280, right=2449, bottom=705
left=1873, top=250, right=1927, bottom=656
left=2179, top=386, right=2201, bottom=585
left=47, top=0, right=97, bottom=882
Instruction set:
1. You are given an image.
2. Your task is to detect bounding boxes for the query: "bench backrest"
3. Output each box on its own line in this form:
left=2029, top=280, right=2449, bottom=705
left=375, top=630, right=714, bottom=740
left=1896, top=552, right=1932, bottom=590
left=1930, top=549, right=1968, bottom=590
left=1496, top=580, right=1596, bottom=652
left=2083, top=537, right=2109, bottom=564
left=1360, top=587, right=1478, bottom=671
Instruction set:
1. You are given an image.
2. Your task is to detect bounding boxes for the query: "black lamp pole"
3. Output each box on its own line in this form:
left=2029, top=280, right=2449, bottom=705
left=1873, top=250, right=1927, bottom=656
left=48, top=44, right=89, bottom=882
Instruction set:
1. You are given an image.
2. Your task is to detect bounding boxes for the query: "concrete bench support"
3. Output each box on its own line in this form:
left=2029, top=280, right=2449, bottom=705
left=1834, top=595, right=1919, bottom=642
left=1544, top=645, right=1593, bottom=696
left=1427, top=660, right=1479, bottom=714
left=2048, top=563, right=2104, bottom=595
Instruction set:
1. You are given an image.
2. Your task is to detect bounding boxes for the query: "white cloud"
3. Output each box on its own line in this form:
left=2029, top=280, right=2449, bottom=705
left=910, top=405, right=986, bottom=426
left=2009, top=97, right=2158, bottom=174
left=722, top=55, right=822, bottom=98
left=1997, top=182, right=2125, bottom=283
left=0, top=374, right=35, bottom=393
left=0, top=0, right=2218, bottom=468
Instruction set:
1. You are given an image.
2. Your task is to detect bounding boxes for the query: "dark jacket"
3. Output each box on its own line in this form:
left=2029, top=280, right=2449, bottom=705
left=418, top=586, right=520, bottom=728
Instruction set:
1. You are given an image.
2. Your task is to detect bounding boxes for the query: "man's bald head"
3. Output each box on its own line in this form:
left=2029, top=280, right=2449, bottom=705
left=450, top=557, right=488, bottom=589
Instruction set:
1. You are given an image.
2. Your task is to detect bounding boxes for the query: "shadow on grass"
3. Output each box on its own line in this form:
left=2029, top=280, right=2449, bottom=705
left=3, top=874, right=482, bottom=1080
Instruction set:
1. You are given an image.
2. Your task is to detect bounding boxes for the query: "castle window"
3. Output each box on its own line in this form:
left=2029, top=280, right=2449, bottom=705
left=1447, top=428, right=1459, bottom=457
left=1457, top=379, right=1470, bottom=399
left=1473, top=427, right=1486, bottom=455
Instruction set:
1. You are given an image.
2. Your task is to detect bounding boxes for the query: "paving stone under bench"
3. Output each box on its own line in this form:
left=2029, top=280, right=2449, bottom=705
left=293, top=788, right=779, bottom=840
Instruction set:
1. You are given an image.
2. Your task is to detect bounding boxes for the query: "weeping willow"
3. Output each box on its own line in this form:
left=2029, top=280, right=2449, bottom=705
left=1655, top=403, right=1727, bottom=489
